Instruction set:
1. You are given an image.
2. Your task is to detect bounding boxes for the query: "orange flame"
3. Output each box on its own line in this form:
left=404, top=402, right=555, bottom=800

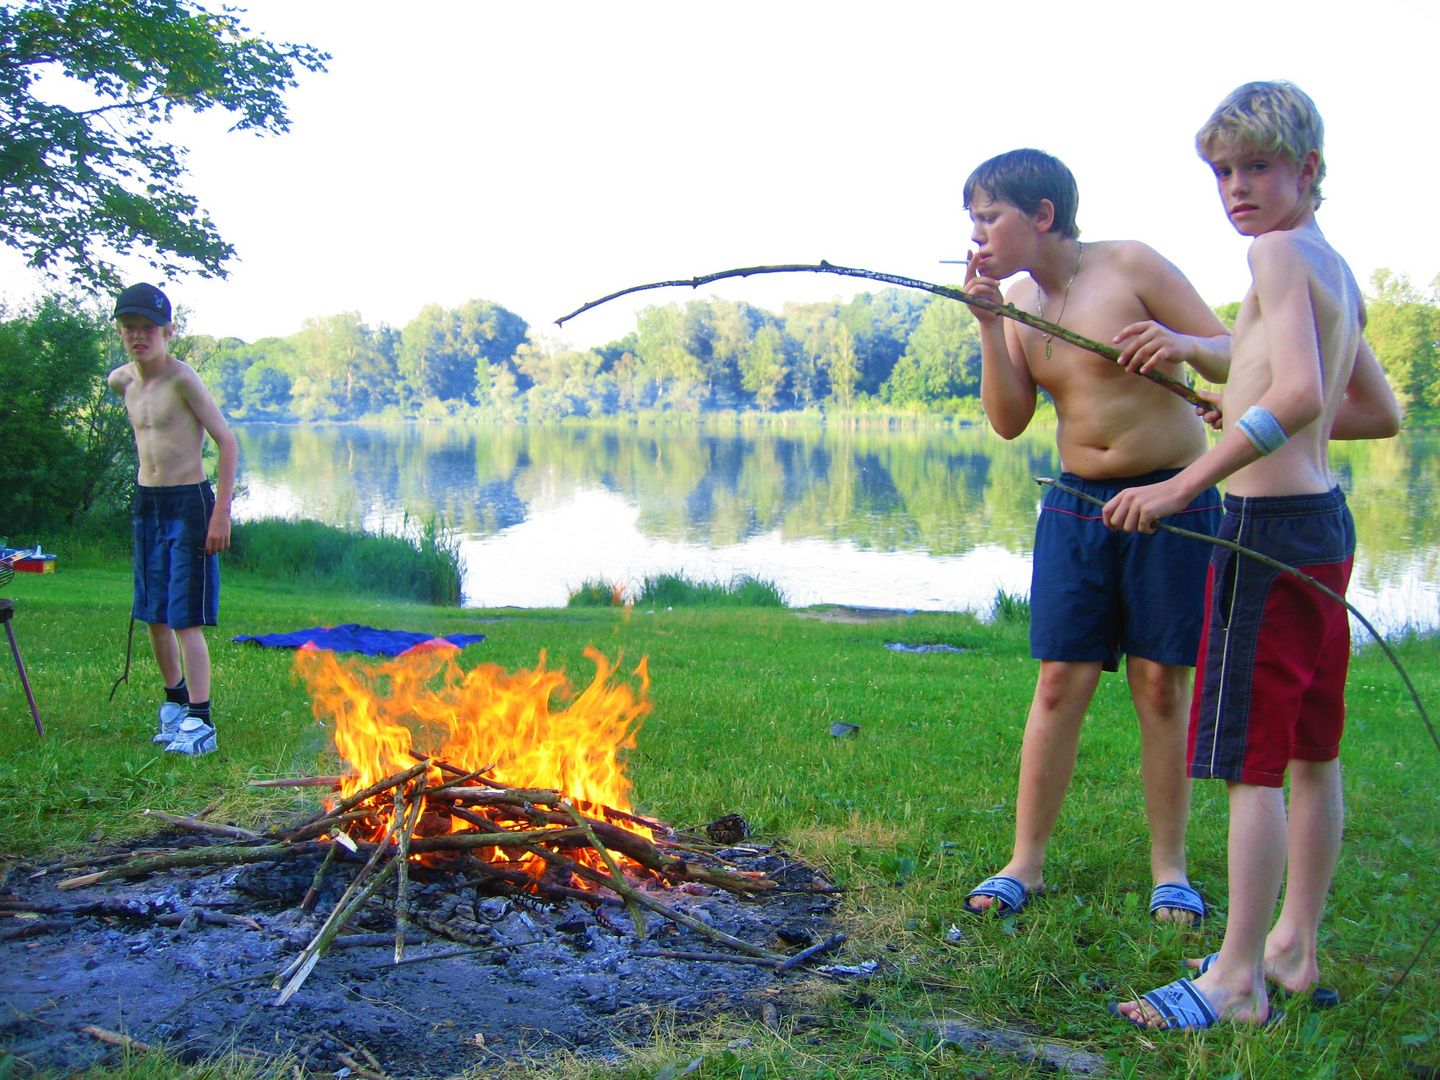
left=295, top=644, right=651, bottom=832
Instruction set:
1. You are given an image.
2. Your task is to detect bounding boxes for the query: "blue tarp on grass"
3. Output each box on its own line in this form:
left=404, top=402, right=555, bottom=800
left=232, top=624, right=486, bottom=657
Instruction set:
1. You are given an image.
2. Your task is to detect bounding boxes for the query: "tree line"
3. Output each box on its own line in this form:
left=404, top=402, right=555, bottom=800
left=190, top=288, right=988, bottom=421
left=190, top=268, right=1440, bottom=423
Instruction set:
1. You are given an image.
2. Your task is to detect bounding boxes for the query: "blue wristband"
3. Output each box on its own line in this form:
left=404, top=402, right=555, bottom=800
left=1236, top=405, right=1288, bottom=455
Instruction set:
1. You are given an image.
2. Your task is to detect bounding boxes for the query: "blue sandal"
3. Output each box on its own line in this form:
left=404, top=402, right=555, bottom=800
left=1108, top=976, right=1284, bottom=1030
left=1150, top=881, right=1207, bottom=923
left=963, top=874, right=1034, bottom=915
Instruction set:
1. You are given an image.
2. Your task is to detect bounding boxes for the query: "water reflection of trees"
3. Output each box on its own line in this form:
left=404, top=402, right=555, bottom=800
left=232, top=424, right=1434, bottom=571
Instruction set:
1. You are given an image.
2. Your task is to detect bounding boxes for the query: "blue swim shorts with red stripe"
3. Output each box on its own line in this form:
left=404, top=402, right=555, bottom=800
left=1189, top=487, right=1355, bottom=788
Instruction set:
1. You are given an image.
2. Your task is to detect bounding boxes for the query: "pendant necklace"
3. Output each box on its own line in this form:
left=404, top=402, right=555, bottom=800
left=1036, top=242, right=1084, bottom=360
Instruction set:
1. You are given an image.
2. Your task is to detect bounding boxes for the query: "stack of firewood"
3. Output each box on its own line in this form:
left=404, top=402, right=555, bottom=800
left=47, top=756, right=844, bottom=1004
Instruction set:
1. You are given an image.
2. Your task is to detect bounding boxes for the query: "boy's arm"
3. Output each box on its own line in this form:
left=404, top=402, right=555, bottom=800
left=1102, top=234, right=1324, bottom=533
left=1113, top=245, right=1231, bottom=384
left=1331, top=337, right=1402, bottom=440
left=178, top=369, right=238, bottom=554
left=964, top=253, right=1037, bottom=438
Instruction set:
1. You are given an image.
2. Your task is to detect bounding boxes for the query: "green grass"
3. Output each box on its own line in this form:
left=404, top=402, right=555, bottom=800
left=566, top=578, right=626, bottom=607
left=1, top=565, right=1437, bottom=1079
left=228, top=515, right=462, bottom=605
left=636, top=571, right=787, bottom=608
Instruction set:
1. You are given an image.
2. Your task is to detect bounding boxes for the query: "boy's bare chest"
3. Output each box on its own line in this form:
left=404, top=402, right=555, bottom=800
left=125, top=381, right=190, bottom=433
left=1019, top=291, right=1151, bottom=388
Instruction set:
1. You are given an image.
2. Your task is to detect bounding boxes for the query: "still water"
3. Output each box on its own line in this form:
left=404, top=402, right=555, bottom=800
left=231, top=422, right=1440, bottom=636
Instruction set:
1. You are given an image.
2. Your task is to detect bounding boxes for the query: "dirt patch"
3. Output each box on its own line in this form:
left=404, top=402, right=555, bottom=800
left=794, top=606, right=917, bottom=624
left=1, top=841, right=841, bottom=1076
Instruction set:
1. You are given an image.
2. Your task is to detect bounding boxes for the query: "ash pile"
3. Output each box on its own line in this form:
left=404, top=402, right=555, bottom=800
left=0, top=770, right=850, bottom=1078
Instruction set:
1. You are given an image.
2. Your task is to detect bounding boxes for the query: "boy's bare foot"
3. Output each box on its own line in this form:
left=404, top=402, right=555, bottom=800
left=1186, top=948, right=1324, bottom=999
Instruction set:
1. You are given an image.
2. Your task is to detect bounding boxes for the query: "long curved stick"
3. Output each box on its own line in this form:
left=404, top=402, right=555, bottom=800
left=555, top=260, right=1209, bottom=410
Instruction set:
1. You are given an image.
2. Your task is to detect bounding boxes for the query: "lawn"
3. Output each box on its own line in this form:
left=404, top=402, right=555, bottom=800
left=1, top=564, right=1437, bottom=1079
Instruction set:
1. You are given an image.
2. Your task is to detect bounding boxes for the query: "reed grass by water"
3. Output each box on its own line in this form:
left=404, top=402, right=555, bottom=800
left=229, top=515, right=461, bottom=605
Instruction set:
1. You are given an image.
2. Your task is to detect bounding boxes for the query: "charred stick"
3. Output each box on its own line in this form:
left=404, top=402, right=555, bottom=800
left=560, top=800, right=647, bottom=939
left=386, top=938, right=543, bottom=970
left=80, top=1025, right=150, bottom=1052
left=277, top=760, right=431, bottom=838
left=154, top=911, right=263, bottom=930
left=427, top=787, right=561, bottom=806
left=334, top=932, right=425, bottom=949
left=0, top=919, right=58, bottom=942
left=301, top=843, right=339, bottom=913
left=522, top=844, right=784, bottom=962
left=336, top=1054, right=388, bottom=1080
left=283, top=809, right=377, bottom=845
left=776, top=932, right=848, bottom=974
left=379, top=827, right=587, bottom=853
left=276, top=858, right=399, bottom=1004
left=57, top=842, right=334, bottom=890
left=419, top=761, right=497, bottom=793
left=142, top=809, right=261, bottom=841
left=436, top=803, right=506, bottom=832
left=393, top=781, right=426, bottom=963
left=634, top=949, right=777, bottom=967
left=277, top=815, right=405, bottom=984
left=249, top=776, right=344, bottom=788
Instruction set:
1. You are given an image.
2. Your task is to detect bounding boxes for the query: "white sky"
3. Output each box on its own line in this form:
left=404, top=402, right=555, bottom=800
left=3, top=0, right=1437, bottom=350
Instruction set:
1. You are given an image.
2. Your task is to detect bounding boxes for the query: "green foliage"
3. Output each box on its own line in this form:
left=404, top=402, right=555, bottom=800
left=0, top=297, right=135, bottom=536
left=636, top=572, right=786, bottom=608
left=228, top=515, right=461, bottom=605
left=0, top=0, right=327, bottom=290
left=1367, top=269, right=1440, bottom=413
left=567, top=579, right=626, bottom=607
left=989, top=587, right=1031, bottom=625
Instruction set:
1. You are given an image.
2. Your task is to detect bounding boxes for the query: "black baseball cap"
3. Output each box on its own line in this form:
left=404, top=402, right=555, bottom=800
left=113, top=283, right=172, bottom=326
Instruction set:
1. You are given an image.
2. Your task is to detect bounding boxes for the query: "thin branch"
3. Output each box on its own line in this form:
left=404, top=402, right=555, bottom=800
left=555, top=260, right=1209, bottom=410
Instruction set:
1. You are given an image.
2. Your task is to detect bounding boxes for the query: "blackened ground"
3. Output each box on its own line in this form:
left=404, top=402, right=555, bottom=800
left=0, top=839, right=841, bottom=1077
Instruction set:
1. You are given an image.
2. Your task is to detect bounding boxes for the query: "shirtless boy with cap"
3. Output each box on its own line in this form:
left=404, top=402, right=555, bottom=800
left=108, top=283, right=237, bottom=756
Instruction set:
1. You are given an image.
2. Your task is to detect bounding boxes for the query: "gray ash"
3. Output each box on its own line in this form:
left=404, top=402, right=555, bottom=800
left=1, top=838, right=841, bottom=1077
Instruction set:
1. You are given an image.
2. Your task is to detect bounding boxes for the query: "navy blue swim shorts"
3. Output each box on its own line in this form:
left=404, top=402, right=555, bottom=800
left=1030, top=470, right=1221, bottom=671
left=132, top=482, right=220, bottom=629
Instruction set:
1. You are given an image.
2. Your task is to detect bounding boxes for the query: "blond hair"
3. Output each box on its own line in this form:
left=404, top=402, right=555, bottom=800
left=1196, top=81, right=1325, bottom=208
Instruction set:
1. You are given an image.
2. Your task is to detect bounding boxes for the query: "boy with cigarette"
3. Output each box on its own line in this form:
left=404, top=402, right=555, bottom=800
left=960, top=149, right=1231, bottom=922
left=1105, top=82, right=1401, bottom=1028
left=108, top=283, right=238, bottom=756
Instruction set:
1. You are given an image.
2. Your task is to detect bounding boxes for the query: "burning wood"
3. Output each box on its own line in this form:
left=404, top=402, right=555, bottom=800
left=42, top=648, right=839, bottom=1015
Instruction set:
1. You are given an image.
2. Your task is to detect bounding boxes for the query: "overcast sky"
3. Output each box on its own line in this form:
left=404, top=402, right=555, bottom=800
left=3, top=0, right=1437, bottom=350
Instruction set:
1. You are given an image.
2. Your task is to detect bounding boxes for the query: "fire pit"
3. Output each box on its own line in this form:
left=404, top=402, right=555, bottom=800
left=0, top=648, right=849, bottom=1076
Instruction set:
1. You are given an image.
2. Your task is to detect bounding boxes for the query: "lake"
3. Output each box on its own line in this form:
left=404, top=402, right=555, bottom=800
left=231, top=422, right=1440, bottom=637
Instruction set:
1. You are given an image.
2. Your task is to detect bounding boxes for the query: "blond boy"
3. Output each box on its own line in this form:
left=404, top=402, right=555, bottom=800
left=1105, top=82, right=1401, bottom=1029
left=108, top=283, right=238, bottom=756
left=960, top=149, right=1230, bottom=922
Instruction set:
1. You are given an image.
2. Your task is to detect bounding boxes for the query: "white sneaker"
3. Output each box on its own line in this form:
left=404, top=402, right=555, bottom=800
left=164, top=715, right=217, bottom=756
left=153, top=701, right=189, bottom=744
